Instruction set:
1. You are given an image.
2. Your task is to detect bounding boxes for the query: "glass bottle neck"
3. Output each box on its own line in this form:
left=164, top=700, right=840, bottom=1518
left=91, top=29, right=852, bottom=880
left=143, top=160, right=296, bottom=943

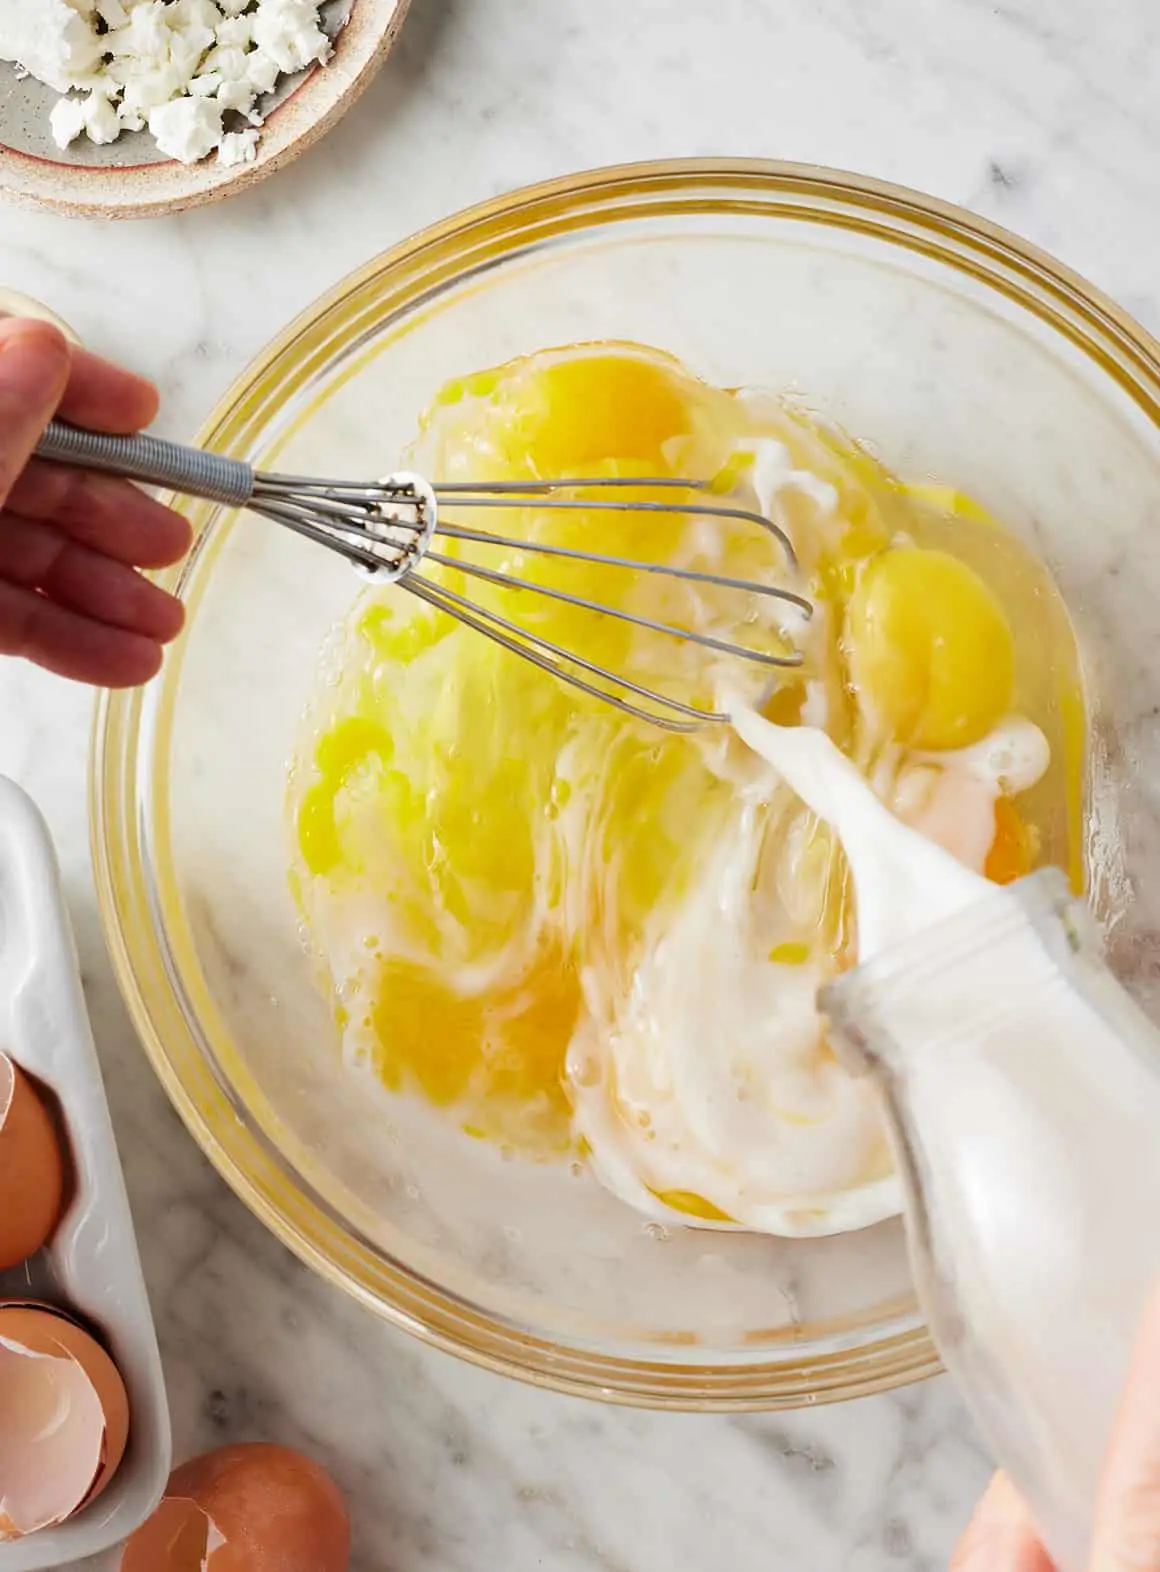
left=822, top=868, right=1094, bottom=1080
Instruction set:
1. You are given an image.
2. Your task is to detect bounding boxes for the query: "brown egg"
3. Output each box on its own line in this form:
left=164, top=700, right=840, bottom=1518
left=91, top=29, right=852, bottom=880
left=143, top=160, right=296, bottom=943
left=120, top=1443, right=350, bottom=1572
left=0, top=1053, right=66, bottom=1269
left=0, top=1302, right=130, bottom=1539
left=117, top=1496, right=209, bottom=1570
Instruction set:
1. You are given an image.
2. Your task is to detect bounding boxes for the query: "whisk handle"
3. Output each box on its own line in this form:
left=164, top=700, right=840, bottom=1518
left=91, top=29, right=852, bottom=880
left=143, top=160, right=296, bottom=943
left=35, top=419, right=255, bottom=507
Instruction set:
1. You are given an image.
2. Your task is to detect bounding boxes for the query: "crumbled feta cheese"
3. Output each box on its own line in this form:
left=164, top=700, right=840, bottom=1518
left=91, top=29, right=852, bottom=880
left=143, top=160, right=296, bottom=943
left=49, top=93, right=88, bottom=148
left=216, top=79, right=255, bottom=115
left=1, top=0, right=334, bottom=166
left=170, top=0, right=222, bottom=27
left=83, top=89, right=122, bottom=143
left=218, top=126, right=257, bottom=165
left=148, top=93, right=222, bottom=162
left=251, top=0, right=331, bottom=74
left=0, top=0, right=102, bottom=92
left=201, top=42, right=248, bottom=80
left=213, top=14, right=252, bottom=47
left=171, top=18, right=215, bottom=55
left=167, top=30, right=209, bottom=81
left=242, top=47, right=278, bottom=94
left=121, top=62, right=182, bottom=110
left=70, top=69, right=116, bottom=91
left=107, top=2, right=172, bottom=61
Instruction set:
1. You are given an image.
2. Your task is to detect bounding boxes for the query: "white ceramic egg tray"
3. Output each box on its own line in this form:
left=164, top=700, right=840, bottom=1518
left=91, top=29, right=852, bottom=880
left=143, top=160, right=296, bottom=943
left=0, top=776, right=170, bottom=1570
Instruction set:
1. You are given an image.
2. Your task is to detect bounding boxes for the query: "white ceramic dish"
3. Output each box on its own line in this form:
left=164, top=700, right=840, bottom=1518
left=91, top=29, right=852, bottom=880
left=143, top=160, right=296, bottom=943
left=0, top=0, right=408, bottom=219
left=0, top=778, right=170, bottom=1571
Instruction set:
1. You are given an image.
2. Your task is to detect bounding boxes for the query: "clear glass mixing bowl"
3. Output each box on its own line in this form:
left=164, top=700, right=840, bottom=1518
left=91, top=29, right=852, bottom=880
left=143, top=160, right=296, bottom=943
left=92, top=160, right=1160, bottom=1408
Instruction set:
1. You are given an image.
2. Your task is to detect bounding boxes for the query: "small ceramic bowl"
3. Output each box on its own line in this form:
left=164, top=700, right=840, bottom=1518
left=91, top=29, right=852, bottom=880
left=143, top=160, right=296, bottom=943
left=0, top=0, right=408, bottom=219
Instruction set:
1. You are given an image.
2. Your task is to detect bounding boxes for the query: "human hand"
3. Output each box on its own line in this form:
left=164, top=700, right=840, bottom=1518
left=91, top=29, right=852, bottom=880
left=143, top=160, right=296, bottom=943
left=0, top=316, right=191, bottom=687
left=952, top=1290, right=1160, bottom=1570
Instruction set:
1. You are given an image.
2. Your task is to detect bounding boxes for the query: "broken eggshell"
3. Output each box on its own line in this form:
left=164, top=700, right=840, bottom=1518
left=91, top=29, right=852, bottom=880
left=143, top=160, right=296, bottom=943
left=0, top=1053, right=66, bottom=1270
left=0, top=1303, right=130, bottom=1541
left=120, top=1443, right=350, bottom=1572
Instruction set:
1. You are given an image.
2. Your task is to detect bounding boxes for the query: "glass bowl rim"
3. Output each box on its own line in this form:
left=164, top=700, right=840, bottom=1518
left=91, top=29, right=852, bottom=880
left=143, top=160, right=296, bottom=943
left=90, top=156, right=1160, bottom=1409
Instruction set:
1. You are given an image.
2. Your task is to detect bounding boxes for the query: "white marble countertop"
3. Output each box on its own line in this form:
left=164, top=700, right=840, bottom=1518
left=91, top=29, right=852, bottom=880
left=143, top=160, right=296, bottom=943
left=2, top=0, right=1158, bottom=1566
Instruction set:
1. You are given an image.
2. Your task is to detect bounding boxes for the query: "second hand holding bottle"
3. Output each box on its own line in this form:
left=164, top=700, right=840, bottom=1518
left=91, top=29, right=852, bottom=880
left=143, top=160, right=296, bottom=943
left=728, top=695, right=1160, bottom=1572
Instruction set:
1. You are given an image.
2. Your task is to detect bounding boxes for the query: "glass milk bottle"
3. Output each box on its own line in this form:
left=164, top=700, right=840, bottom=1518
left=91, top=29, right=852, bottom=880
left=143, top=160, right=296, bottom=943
left=823, top=869, right=1160, bottom=1572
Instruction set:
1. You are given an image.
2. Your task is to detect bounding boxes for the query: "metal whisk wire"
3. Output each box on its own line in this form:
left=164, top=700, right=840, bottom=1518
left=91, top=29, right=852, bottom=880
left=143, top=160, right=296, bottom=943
left=35, top=420, right=812, bottom=732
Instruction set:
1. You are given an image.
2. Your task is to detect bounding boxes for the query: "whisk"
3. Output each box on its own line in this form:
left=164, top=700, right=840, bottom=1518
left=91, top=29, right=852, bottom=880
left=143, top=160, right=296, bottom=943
left=35, top=419, right=812, bottom=731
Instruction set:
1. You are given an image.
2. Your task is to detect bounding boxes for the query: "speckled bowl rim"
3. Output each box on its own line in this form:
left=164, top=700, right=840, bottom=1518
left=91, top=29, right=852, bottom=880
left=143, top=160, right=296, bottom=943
left=91, top=158, right=1160, bottom=1408
left=0, top=0, right=409, bottom=220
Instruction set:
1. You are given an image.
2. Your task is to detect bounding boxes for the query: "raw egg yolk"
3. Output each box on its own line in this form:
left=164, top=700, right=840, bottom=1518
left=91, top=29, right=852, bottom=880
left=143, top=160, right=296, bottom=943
left=425, top=347, right=723, bottom=678
left=370, top=949, right=581, bottom=1153
left=651, top=1189, right=737, bottom=1223
left=296, top=716, right=394, bottom=878
left=488, top=349, right=695, bottom=474
left=985, top=796, right=1034, bottom=885
left=845, top=546, right=1015, bottom=751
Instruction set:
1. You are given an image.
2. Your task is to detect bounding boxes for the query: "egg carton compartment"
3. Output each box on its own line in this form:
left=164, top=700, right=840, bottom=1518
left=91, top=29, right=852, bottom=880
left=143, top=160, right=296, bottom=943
left=0, top=776, right=170, bottom=1571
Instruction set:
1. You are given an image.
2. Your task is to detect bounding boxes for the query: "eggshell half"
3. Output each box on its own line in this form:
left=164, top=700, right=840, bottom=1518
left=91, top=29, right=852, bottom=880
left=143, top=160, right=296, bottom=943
left=120, top=1444, right=350, bottom=1572
left=0, top=1303, right=130, bottom=1539
left=0, top=1053, right=66, bottom=1269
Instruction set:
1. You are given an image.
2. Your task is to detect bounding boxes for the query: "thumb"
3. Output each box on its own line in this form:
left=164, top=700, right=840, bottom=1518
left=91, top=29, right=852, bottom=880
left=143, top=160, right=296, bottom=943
left=0, top=318, right=71, bottom=508
left=1090, top=1288, right=1160, bottom=1571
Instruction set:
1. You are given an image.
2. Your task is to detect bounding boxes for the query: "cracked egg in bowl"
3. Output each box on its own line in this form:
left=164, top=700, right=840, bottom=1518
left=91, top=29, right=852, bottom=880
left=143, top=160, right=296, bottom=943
left=94, top=162, right=1158, bottom=1407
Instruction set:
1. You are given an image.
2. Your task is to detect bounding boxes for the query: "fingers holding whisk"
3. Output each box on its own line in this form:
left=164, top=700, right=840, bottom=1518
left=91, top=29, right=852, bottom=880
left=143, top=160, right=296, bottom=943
left=32, top=421, right=811, bottom=727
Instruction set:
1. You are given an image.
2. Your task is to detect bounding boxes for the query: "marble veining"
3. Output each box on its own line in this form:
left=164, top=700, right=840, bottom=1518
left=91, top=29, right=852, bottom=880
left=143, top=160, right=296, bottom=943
left=1, top=0, right=1157, bottom=1566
